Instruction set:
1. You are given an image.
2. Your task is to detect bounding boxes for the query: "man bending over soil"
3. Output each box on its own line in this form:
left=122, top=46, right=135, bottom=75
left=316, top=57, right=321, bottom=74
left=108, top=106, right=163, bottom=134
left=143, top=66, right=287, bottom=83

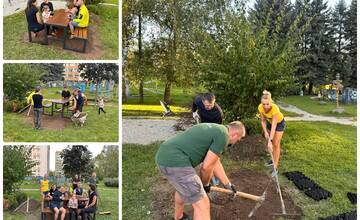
left=155, top=122, right=246, bottom=220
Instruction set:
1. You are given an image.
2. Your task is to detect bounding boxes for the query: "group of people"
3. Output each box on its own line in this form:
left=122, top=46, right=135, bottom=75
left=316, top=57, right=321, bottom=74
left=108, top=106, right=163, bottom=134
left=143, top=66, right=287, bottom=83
left=26, top=85, right=106, bottom=130
left=40, top=172, right=98, bottom=220
left=25, top=0, right=89, bottom=40
left=156, top=90, right=285, bottom=220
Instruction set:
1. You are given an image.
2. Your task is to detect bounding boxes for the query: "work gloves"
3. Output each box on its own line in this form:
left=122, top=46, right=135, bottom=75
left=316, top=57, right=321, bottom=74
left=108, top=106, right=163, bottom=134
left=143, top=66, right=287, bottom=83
left=192, top=112, right=200, bottom=121
left=203, top=183, right=212, bottom=193
left=224, top=183, right=237, bottom=196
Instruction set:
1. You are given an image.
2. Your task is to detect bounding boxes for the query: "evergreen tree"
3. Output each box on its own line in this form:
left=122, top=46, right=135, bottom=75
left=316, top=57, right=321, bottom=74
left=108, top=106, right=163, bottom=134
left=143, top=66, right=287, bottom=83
left=344, top=0, right=357, bottom=87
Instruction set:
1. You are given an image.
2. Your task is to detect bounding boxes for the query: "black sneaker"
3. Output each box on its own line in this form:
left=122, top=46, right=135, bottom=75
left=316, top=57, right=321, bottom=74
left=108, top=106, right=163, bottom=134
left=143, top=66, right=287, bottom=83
left=177, top=213, right=191, bottom=220
left=265, top=160, right=273, bottom=167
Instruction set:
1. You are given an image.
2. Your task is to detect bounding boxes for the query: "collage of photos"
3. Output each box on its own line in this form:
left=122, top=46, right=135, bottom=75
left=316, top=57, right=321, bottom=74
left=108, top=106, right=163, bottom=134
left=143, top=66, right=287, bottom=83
left=0, top=0, right=358, bottom=219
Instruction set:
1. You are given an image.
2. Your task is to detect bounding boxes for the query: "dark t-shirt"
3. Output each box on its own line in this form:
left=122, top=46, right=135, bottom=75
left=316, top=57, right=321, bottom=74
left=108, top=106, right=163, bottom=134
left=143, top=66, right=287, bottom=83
left=32, top=93, right=43, bottom=109
left=192, top=95, right=224, bottom=124
left=61, top=90, right=71, bottom=99
left=50, top=190, right=63, bottom=207
left=88, top=191, right=97, bottom=208
left=76, top=93, right=84, bottom=106
left=40, top=2, right=54, bottom=12
left=26, top=7, right=41, bottom=30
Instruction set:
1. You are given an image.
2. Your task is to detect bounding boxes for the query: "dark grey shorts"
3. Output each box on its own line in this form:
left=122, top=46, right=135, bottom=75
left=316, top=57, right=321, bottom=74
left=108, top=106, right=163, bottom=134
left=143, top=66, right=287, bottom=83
left=158, top=166, right=206, bottom=204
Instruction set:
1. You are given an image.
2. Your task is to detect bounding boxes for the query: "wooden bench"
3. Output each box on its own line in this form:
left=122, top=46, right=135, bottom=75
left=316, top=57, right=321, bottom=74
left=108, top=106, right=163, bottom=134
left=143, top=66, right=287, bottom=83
left=41, top=199, right=96, bottom=220
left=42, top=103, right=53, bottom=116
left=64, top=27, right=88, bottom=53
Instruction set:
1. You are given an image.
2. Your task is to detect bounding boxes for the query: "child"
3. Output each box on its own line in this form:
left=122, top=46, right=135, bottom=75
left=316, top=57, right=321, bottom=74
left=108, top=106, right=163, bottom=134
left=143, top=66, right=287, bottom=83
left=69, top=0, right=89, bottom=39
left=97, top=96, right=106, bottom=115
left=65, top=2, right=79, bottom=20
left=41, top=5, right=51, bottom=23
left=68, top=193, right=79, bottom=220
left=40, top=0, right=54, bottom=13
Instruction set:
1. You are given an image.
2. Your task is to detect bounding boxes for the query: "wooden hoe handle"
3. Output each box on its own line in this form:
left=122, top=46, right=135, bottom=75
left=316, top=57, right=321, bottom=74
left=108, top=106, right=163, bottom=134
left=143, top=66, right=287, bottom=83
left=210, top=186, right=262, bottom=201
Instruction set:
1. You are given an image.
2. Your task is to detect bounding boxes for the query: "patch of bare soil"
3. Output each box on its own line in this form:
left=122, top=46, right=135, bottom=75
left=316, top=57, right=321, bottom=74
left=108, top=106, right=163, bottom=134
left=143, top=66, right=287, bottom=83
left=174, top=112, right=195, bottom=131
left=228, top=135, right=268, bottom=162
left=21, top=13, right=104, bottom=59
left=24, top=114, right=71, bottom=131
left=152, top=169, right=302, bottom=220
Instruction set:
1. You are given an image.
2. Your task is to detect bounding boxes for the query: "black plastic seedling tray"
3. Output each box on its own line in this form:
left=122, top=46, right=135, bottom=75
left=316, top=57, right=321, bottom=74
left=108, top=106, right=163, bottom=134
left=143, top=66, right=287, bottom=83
left=283, top=171, right=332, bottom=201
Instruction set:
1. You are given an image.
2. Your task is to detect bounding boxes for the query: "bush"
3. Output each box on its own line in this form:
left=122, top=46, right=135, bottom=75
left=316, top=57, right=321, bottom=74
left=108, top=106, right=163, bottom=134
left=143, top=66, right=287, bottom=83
left=4, top=194, right=18, bottom=210
left=4, top=100, right=28, bottom=113
left=14, top=191, right=28, bottom=205
left=242, top=118, right=263, bottom=136
left=104, top=178, right=118, bottom=187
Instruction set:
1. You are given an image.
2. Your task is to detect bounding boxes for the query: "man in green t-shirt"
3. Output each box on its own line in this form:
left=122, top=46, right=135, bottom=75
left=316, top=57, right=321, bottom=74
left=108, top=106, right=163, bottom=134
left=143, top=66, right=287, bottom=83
left=155, top=121, right=246, bottom=220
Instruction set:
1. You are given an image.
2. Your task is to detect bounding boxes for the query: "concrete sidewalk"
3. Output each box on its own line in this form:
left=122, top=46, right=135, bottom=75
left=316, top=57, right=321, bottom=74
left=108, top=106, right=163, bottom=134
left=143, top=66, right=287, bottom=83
left=3, top=0, right=67, bottom=16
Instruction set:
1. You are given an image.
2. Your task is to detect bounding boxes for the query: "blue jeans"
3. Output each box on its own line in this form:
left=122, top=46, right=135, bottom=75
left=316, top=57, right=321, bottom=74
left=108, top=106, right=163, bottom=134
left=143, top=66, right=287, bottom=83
left=33, top=108, right=43, bottom=129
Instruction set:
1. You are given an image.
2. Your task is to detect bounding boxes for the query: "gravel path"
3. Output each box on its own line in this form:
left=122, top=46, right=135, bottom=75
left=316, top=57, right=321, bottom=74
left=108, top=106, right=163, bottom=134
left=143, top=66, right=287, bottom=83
left=279, top=104, right=356, bottom=126
left=122, top=119, right=179, bottom=145
left=4, top=0, right=67, bottom=16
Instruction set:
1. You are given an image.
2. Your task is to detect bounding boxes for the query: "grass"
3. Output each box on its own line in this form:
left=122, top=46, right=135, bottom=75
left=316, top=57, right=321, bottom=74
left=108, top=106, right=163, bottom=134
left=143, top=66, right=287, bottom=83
left=3, top=86, right=119, bottom=142
left=123, top=85, right=196, bottom=117
left=4, top=184, right=119, bottom=220
left=281, top=109, right=302, bottom=117
left=122, top=121, right=356, bottom=219
left=279, top=96, right=357, bottom=117
left=3, top=4, right=118, bottom=60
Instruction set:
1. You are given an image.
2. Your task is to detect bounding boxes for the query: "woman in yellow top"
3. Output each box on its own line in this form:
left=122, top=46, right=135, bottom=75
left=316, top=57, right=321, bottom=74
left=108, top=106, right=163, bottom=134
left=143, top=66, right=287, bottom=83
left=40, top=173, right=50, bottom=198
left=258, top=90, right=285, bottom=176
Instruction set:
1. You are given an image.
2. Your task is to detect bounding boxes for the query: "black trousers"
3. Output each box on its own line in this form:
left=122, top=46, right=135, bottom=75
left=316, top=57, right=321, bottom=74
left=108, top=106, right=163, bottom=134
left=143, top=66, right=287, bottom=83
left=98, top=108, right=106, bottom=114
left=69, top=208, right=78, bottom=220
left=80, top=207, right=96, bottom=219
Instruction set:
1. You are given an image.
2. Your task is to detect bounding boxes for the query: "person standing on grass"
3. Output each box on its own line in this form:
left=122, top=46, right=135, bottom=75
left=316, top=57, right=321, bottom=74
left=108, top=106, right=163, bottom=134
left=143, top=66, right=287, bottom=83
left=192, top=93, right=223, bottom=124
left=40, top=173, right=50, bottom=198
left=155, top=122, right=246, bottom=220
left=97, top=96, right=106, bottom=115
left=32, top=87, right=43, bottom=130
left=74, top=88, right=84, bottom=113
left=88, top=172, right=97, bottom=187
left=258, top=90, right=285, bottom=177
left=26, top=89, right=36, bottom=117
left=68, top=0, right=89, bottom=39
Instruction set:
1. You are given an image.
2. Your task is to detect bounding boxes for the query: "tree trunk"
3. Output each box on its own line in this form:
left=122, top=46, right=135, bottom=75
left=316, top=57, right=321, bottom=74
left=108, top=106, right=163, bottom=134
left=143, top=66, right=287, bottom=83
left=164, top=81, right=172, bottom=104
left=138, top=12, right=143, bottom=104
left=139, top=80, right=144, bottom=104
left=122, top=76, right=127, bottom=103
left=308, top=82, right=313, bottom=95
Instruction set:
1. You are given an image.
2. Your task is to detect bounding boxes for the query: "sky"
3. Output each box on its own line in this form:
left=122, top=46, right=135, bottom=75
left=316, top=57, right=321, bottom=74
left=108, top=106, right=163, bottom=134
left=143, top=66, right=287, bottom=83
left=325, top=0, right=351, bottom=8
left=48, top=144, right=105, bottom=170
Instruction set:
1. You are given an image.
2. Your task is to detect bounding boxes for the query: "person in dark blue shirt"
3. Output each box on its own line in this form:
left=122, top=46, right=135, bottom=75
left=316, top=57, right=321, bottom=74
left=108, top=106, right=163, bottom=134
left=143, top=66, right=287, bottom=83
left=192, top=93, right=224, bottom=124
left=74, top=88, right=84, bottom=112
left=25, top=0, right=45, bottom=34
left=32, top=87, right=43, bottom=130
left=49, top=186, right=66, bottom=220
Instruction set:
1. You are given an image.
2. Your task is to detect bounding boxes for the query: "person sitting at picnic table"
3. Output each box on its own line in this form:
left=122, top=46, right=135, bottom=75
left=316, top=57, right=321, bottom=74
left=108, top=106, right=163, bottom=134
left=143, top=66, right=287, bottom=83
left=49, top=186, right=66, bottom=220
left=68, top=193, right=79, bottom=220
left=25, top=0, right=45, bottom=37
left=40, top=0, right=54, bottom=13
left=74, top=88, right=84, bottom=113
left=32, top=87, right=43, bottom=130
left=61, top=86, right=71, bottom=104
left=65, top=0, right=79, bottom=19
left=49, top=184, right=57, bottom=197
left=69, top=0, right=89, bottom=39
left=41, top=5, right=51, bottom=23
left=74, top=183, right=84, bottom=196
left=78, top=184, right=97, bottom=219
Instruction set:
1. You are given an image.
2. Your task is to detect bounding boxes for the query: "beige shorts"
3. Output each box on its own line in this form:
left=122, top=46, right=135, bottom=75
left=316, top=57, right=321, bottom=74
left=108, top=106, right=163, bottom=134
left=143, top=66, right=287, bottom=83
left=158, top=166, right=206, bottom=204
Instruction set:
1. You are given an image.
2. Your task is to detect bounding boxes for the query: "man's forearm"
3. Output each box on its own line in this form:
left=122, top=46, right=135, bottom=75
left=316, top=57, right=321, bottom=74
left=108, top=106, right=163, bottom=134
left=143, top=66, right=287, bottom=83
left=200, top=165, right=213, bottom=185
left=213, top=160, right=230, bottom=185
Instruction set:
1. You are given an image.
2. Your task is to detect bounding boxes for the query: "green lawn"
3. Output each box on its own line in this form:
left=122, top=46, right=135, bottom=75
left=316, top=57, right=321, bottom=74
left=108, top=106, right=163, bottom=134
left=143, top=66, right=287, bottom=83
left=4, top=184, right=119, bottom=220
left=123, top=85, right=197, bottom=117
left=123, top=121, right=356, bottom=219
left=3, top=4, right=118, bottom=60
left=280, top=96, right=357, bottom=117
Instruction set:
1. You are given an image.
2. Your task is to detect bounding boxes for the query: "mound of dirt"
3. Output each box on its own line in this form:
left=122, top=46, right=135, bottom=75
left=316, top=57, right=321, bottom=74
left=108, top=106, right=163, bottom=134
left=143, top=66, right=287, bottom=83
left=174, top=112, right=195, bottom=131
left=24, top=114, right=71, bottom=131
left=228, top=135, right=268, bottom=161
left=20, top=14, right=104, bottom=59
left=152, top=169, right=303, bottom=220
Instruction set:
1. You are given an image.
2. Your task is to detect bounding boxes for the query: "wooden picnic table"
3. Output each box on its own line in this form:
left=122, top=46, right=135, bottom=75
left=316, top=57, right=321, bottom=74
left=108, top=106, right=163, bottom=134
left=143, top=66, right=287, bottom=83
left=49, top=98, right=70, bottom=118
left=43, top=9, right=70, bottom=47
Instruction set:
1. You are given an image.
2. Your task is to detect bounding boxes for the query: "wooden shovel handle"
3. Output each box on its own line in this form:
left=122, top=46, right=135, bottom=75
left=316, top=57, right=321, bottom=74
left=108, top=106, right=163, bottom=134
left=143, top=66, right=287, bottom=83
left=210, top=186, right=261, bottom=201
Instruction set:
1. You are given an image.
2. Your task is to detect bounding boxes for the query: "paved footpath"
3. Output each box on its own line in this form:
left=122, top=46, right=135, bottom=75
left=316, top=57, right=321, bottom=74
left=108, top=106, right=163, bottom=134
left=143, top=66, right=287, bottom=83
left=279, top=104, right=356, bottom=126
left=4, top=0, right=67, bottom=16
